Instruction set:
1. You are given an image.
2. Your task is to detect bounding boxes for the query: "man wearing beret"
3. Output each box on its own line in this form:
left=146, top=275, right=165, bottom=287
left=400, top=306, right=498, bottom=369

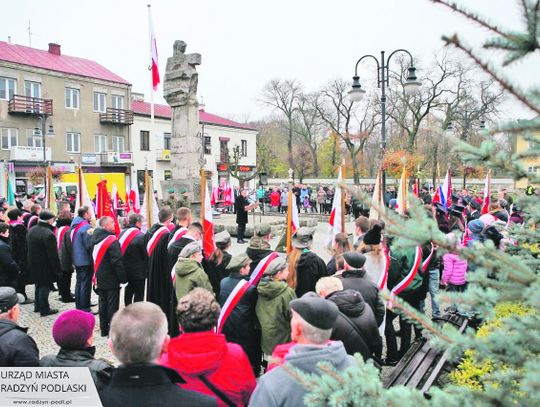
left=219, top=253, right=262, bottom=375
left=27, top=211, right=61, bottom=316
left=0, top=287, right=39, bottom=366
left=247, top=223, right=273, bottom=273
left=250, top=293, right=356, bottom=406
left=173, top=242, right=213, bottom=300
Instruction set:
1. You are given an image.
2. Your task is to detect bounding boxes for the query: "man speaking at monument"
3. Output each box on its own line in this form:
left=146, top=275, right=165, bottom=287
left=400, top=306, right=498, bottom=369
left=235, top=189, right=259, bottom=244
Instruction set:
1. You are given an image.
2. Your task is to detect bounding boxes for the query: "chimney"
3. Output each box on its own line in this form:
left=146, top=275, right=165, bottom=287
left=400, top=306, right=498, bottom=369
left=48, top=43, right=61, bottom=55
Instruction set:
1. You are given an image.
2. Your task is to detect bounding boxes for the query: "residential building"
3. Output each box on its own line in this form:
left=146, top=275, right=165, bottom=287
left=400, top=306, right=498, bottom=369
left=131, top=94, right=258, bottom=197
left=514, top=131, right=540, bottom=189
left=0, top=41, right=133, bottom=195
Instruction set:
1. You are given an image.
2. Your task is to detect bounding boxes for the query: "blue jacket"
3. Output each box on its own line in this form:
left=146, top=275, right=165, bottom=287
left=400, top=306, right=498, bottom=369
left=70, top=217, right=92, bottom=267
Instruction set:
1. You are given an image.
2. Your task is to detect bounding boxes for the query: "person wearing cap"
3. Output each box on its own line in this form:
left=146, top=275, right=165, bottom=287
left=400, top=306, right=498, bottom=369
left=256, top=256, right=296, bottom=356
left=247, top=223, right=273, bottom=273
left=0, top=286, right=39, bottom=366
left=27, top=210, right=61, bottom=316
left=434, top=202, right=450, bottom=233
left=250, top=293, right=356, bottom=407
left=174, top=241, right=213, bottom=301
left=287, top=227, right=327, bottom=298
left=448, top=205, right=465, bottom=233
left=90, top=216, right=127, bottom=337
left=357, top=224, right=387, bottom=291
left=467, top=197, right=482, bottom=222
left=235, top=189, right=259, bottom=244
left=7, top=208, right=31, bottom=303
left=334, top=251, right=385, bottom=326
left=208, top=230, right=232, bottom=280
left=167, top=222, right=202, bottom=271
left=316, top=277, right=382, bottom=360
left=219, top=253, right=262, bottom=375
left=40, top=310, right=113, bottom=389
left=161, top=189, right=179, bottom=213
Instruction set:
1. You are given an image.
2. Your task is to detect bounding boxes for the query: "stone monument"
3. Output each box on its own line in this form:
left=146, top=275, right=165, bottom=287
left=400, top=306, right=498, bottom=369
left=162, top=40, right=203, bottom=215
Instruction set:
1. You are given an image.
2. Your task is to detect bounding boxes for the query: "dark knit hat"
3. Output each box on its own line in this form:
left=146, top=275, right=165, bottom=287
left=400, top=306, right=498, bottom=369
left=290, top=293, right=339, bottom=330
left=52, top=310, right=95, bottom=349
left=39, top=210, right=56, bottom=221
left=342, top=252, right=366, bottom=269
left=363, top=224, right=382, bottom=245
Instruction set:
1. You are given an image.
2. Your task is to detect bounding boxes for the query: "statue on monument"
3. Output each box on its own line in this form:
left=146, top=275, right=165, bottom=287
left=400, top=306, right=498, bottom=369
left=162, top=40, right=204, bottom=214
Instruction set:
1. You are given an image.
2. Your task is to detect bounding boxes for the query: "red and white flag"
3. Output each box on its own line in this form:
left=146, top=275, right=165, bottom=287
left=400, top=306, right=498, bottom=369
left=148, top=5, right=160, bottom=91
left=203, top=184, right=216, bottom=259
left=481, top=170, right=491, bottom=215
left=325, top=167, right=343, bottom=247
left=74, top=167, right=95, bottom=220
left=111, top=184, right=119, bottom=211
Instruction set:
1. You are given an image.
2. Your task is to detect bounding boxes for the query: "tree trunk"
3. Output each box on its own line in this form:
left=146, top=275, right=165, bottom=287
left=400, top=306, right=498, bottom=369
left=288, top=118, right=294, bottom=170
left=309, top=146, right=319, bottom=177
left=350, top=148, right=360, bottom=185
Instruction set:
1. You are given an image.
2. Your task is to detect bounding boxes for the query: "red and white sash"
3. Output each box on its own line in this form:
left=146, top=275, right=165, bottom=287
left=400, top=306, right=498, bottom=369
left=55, top=226, right=70, bottom=252
left=391, top=245, right=423, bottom=296
left=28, top=215, right=38, bottom=228
left=146, top=226, right=169, bottom=256
left=217, top=252, right=279, bottom=333
left=421, top=243, right=436, bottom=273
left=119, top=227, right=142, bottom=255
left=71, top=221, right=88, bottom=243
left=167, top=227, right=188, bottom=249
left=92, top=235, right=117, bottom=286
left=379, top=248, right=391, bottom=291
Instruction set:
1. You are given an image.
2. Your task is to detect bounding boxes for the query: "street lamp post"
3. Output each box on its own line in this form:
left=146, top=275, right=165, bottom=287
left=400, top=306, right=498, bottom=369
left=348, top=49, right=421, bottom=199
left=34, top=115, right=54, bottom=196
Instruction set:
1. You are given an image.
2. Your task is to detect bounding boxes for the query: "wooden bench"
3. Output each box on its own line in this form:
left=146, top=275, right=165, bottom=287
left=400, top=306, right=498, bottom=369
left=383, top=311, right=469, bottom=396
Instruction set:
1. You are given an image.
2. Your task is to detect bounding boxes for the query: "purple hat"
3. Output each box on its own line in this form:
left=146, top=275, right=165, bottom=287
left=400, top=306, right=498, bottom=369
left=52, top=310, right=95, bottom=349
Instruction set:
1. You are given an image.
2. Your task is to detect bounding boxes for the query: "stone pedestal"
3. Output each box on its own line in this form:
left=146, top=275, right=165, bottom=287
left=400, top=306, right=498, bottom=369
left=162, top=40, right=203, bottom=218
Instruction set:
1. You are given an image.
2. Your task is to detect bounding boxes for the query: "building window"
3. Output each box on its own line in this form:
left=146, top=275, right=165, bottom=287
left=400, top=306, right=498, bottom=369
left=241, top=140, right=247, bottom=157
left=112, top=95, right=124, bottom=109
left=93, top=92, right=106, bottom=113
left=164, top=170, right=172, bottom=180
left=24, top=81, right=41, bottom=98
left=95, top=135, right=107, bottom=153
left=26, top=129, right=43, bottom=148
left=140, top=131, right=150, bottom=151
left=1, top=128, right=18, bottom=150
left=65, top=88, right=79, bottom=109
left=66, top=132, right=80, bottom=153
left=220, top=139, right=229, bottom=162
left=164, top=132, right=171, bottom=150
left=0, top=77, right=16, bottom=100
left=204, top=136, right=211, bottom=155
left=528, top=166, right=539, bottom=173
left=112, top=136, right=125, bottom=152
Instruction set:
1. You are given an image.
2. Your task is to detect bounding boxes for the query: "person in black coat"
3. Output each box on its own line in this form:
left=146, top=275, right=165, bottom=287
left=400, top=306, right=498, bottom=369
left=246, top=224, right=273, bottom=274
left=90, top=217, right=127, bottom=337
left=7, top=209, right=30, bottom=301
left=27, top=211, right=61, bottom=316
left=335, top=252, right=385, bottom=326
left=208, top=231, right=232, bottom=281
left=0, top=287, right=39, bottom=366
left=317, top=280, right=382, bottom=360
left=56, top=209, right=75, bottom=303
left=120, top=214, right=147, bottom=305
left=218, top=253, right=261, bottom=376
left=288, top=228, right=328, bottom=298
left=235, top=189, right=258, bottom=244
left=167, top=223, right=202, bottom=271
left=0, top=223, right=20, bottom=288
left=99, top=302, right=216, bottom=407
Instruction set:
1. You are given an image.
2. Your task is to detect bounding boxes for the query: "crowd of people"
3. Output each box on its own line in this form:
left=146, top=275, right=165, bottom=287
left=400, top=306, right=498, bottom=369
left=0, top=184, right=529, bottom=406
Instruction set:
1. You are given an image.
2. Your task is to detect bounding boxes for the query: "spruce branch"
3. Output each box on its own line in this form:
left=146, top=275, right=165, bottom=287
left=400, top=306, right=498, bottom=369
left=429, top=0, right=515, bottom=41
left=383, top=293, right=454, bottom=344
left=442, top=34, right=540, bottom=115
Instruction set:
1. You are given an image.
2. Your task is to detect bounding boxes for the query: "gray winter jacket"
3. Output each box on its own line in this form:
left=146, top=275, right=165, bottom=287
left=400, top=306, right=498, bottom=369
left=249, top=341, right=356, bottom=407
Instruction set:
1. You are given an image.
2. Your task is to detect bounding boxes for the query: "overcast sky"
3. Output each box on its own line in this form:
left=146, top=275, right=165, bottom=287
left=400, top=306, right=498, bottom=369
left=3, top=0, right=538, bottom=121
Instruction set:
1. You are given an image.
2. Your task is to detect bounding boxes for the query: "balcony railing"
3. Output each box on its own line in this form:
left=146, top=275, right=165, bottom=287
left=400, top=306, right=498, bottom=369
left=8, top=95, right=53, bottom=116
left=99, top=108, right=134, bottom=125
